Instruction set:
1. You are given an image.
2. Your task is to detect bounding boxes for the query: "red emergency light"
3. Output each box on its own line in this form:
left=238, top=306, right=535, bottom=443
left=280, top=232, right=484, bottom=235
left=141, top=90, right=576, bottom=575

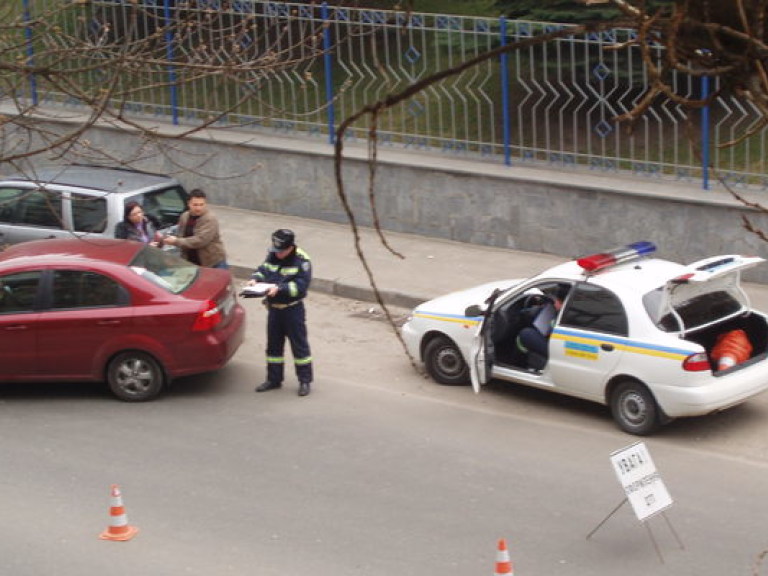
left=577, top=241, right=656, bottom=273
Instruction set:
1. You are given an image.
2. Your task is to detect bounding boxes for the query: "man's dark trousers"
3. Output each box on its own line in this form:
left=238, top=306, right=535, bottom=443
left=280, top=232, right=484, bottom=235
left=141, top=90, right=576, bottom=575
left=266, top=302, right=313, bottom=385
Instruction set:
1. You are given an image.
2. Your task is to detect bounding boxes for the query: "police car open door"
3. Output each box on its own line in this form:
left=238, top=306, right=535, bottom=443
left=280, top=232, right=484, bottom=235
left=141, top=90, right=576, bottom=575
left=469, top=290, right=502, bottom=394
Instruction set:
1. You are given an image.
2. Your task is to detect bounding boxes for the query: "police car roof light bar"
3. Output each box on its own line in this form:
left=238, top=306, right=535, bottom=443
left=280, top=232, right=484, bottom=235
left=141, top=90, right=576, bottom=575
left=577, top=241, right=656, bottom=273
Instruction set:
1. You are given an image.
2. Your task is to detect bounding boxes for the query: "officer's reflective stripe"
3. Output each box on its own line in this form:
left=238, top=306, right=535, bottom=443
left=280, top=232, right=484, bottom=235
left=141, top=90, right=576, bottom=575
left=266, top=356, right=284, bottom=364
left=281, top=267, right=299, bottom=276
left=516, top=335, right=528, bottom=353
left=262, top=263, right=280, bottom=272
left=288, top=281, right=298, bottom=297
left=294, top=356, right=313, bottom=365
left=296, top=248, right=311, bottom=260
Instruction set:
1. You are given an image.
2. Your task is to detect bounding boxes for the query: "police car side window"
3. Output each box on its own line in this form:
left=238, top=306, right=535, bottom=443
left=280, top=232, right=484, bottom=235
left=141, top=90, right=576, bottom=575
left=559, top=283, right=628, bottom=336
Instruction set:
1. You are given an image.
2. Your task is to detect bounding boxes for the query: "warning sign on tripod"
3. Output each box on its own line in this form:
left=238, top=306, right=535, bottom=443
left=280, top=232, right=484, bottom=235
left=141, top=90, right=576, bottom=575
left=610, top=441, right=672, bottom=521
left=588, top=441, right=683, bottom=563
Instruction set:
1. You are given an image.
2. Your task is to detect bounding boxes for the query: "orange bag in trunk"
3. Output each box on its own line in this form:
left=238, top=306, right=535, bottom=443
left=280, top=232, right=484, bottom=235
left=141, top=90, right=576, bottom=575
left=711, top=329, right=753, bottom=371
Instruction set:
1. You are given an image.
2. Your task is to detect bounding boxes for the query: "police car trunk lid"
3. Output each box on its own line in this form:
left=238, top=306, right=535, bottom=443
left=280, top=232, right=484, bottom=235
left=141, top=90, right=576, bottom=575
left=660, top=255, right=764, bottom=334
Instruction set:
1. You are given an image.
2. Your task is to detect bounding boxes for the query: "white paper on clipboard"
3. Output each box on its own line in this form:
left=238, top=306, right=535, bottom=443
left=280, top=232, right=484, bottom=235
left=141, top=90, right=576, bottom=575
left=240, top=283, right=277, bottom=298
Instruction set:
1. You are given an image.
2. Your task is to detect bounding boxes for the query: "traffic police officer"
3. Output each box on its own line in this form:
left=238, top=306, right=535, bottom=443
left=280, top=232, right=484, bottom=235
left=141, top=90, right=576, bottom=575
left=250, top=229, right=314, bottom=396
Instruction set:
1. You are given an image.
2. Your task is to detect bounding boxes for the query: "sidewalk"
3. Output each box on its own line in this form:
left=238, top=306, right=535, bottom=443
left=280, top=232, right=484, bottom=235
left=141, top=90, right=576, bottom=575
left=215, top=205, right=768, bottom=311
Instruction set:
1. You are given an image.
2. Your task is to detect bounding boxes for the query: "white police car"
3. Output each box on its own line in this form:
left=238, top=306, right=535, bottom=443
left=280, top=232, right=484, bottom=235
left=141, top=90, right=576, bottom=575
left=401, top=242, right=768, bottom=435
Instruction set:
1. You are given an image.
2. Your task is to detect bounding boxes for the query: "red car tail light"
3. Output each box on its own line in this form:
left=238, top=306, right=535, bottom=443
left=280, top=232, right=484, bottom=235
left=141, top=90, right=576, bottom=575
left=682, top=352, right=711, bottom=372
left=193, top=300, right=222, bottom=331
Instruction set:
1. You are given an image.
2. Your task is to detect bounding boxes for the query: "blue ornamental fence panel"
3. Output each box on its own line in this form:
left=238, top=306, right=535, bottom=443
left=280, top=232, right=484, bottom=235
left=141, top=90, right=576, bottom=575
left=12, top=0, right=768, bottom=190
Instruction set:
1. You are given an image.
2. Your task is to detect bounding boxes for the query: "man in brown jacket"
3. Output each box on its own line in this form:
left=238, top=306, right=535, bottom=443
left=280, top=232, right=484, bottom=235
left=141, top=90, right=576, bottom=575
left=164, top=189, right=229, bottom=269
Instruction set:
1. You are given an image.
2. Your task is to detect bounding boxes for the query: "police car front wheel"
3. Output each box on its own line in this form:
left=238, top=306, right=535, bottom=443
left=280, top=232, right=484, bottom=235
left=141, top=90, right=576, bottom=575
left=424, top=335, right=470, bottom=386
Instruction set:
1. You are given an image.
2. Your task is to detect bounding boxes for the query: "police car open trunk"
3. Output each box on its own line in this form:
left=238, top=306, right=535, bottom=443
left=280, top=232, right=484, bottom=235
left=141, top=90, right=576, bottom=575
left=646, top=254, right=768, bottom=372
left=687, top=311, right=768, bottom=370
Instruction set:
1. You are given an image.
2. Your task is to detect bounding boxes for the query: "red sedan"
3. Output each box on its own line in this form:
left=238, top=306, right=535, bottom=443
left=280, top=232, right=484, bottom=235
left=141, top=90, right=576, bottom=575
left=0, top=238, right=245, bottom=401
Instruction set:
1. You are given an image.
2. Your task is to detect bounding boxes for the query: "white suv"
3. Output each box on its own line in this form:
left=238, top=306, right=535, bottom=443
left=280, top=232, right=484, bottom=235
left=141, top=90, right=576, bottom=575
left=0, top=164, right=189, bottom=245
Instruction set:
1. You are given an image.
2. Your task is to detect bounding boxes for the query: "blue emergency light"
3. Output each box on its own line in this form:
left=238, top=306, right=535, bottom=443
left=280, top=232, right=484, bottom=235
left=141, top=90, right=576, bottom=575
left=577, top=241, right=656, bottom=273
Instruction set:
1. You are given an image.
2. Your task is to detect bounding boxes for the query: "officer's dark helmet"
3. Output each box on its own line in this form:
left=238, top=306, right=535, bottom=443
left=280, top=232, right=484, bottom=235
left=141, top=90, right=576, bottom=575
left=270, top=229, right=295, bottom=252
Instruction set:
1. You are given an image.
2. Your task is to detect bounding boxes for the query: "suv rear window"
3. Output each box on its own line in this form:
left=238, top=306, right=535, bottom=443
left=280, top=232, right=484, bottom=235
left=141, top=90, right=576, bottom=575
left=133, top=186, right=188, bottom=229
left=0, top=188, right=23, bottom=222
left=72, top=193, right=107, bottom=233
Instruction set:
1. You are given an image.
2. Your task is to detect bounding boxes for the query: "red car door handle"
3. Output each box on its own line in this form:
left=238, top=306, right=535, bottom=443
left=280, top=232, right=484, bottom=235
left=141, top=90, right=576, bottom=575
left=97, top=320, right=121, bottom=326
left=4, top=325, right=28, bottom=331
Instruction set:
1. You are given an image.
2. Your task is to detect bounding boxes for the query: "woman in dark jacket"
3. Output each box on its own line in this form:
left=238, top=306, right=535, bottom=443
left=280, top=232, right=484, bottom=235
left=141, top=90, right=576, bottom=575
left=114, top=201, right=160, bottom=245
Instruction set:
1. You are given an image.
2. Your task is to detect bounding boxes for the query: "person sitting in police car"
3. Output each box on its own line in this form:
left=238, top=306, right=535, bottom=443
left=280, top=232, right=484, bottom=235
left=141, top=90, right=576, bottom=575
left=516, top=288, right=567, bottom=371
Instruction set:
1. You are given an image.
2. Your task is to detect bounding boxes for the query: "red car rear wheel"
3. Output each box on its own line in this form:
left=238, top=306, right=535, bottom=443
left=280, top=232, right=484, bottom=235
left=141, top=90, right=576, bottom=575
left=107, top=351, right=165, bottom=402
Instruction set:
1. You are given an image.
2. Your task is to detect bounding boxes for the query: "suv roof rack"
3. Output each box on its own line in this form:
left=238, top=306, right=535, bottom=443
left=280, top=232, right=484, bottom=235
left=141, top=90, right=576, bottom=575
left=69, top=163, right=169, bottom=179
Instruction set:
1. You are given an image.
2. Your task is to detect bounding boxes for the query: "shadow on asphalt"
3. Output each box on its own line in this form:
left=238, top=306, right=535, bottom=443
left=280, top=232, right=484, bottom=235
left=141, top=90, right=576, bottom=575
left=0, top=381, right=109, bottom=402
left=0, top=364, right=242, bottom=403
left=481, top=377, right=763, bottom=439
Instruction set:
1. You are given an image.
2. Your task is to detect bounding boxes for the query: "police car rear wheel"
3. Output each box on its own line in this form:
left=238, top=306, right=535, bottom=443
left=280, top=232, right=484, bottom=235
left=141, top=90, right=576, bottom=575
left=610, top=380, right=660, bottom=436
left=424, top=336, right=469, bottom=386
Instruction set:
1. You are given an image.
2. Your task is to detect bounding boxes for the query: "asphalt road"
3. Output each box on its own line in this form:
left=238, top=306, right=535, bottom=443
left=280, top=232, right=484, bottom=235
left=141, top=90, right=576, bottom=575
left=1, top=292, right=767, bottom=576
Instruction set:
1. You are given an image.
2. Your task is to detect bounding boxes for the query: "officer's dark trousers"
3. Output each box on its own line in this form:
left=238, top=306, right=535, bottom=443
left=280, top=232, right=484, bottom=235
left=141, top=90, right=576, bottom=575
left=266, top=302, right=313, bottom=385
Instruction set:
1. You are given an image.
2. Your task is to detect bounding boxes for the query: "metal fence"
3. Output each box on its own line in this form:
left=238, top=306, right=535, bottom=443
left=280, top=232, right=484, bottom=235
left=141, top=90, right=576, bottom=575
left=13, top=0, right=768, bottom=190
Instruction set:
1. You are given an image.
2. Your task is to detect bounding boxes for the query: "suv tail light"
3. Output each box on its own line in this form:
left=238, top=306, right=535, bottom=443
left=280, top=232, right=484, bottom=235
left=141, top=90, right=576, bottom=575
left=193, top=300, right=222, bottom=331
left=683, top=352, right=711, bottom=372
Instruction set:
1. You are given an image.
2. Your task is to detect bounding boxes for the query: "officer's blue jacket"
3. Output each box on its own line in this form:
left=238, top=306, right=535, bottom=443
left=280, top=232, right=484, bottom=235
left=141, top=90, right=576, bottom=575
left=250, top=247, right=312, bottom=305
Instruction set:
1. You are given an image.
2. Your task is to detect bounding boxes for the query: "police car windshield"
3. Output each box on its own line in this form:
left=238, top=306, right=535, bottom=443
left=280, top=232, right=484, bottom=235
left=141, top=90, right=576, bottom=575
left=128, top=246, right=199, bottom=294
left=644, top=288, right=742, bottom=332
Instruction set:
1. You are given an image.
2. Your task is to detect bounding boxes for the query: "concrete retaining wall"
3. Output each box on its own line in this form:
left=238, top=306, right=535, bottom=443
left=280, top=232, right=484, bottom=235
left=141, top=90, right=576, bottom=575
left=7, top=113, right=768, bottom=281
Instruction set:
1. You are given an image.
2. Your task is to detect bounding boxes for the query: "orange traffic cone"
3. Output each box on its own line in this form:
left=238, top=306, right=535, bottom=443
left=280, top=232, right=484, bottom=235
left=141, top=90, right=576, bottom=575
left=712, top=329, right=752, bottom=371
left=99, top=484, right=139, bottom=541
left=495, top=538, right=514, bottom=576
